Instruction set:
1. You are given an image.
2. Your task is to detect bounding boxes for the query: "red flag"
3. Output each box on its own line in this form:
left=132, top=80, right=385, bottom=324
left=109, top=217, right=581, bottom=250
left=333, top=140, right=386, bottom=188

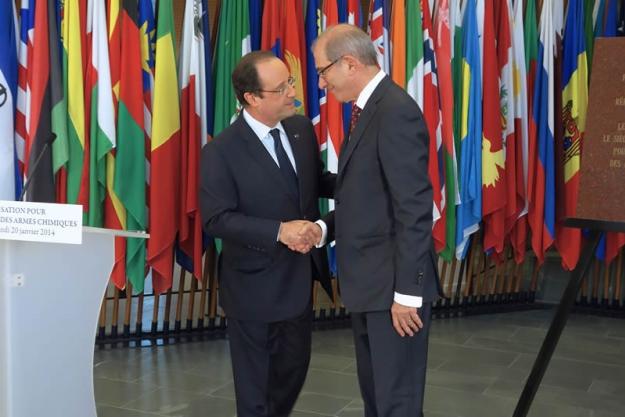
left=481, top=0, right=506, bottom=255
left=261, top=0, right=283, bottom=56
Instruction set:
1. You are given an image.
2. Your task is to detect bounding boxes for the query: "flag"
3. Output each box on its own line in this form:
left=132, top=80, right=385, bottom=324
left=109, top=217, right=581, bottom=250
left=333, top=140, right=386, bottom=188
left=104, top=0, right=128, bottom=290
left=14, top=0, right=36, bottom=200
left=347, top=0, right=363, bottom=26
left=177, top=0, right=207, bottom=279
left=584, top=0, right=596, bottom=67
left=284, top=0, right=307, bottom=115
left=509, top=0, right=529, bottom=264
left=62, top=0, right=89, bottom=209
left=555, top=0, right=588, bottom=271
left=25, top=0, right=56, bottom=202
left=202, top=0, right=214, bottom=140
left=496, top=0, right=516, bottom=243
left=0, top=0, right=18, bottom=200
left=321, top=0, right=344, bottom=181
left=149, top=0, right=181, bottom=294
left=421, top=0, right=445, bottom=252
left=249, top=0, right=262, bottom=51
left=261, top=0, right=282, bottom=57
left=213, top=0, right=251, bottom=137
left=455, top=0, right=482, bottom=260
left=305, top=0, right=322, bottom=141
left=86, top=0, right=116, bottom=228
left=390, top=0, right=406, bottom=87
left=434, top=0, right=459, bottom=261
left=116, top=0, right=147, bottom=292
left=528, top=0, right=556, bottom=265
left=138, top=0, right=156, bottom=233
left=405, top=0, right=424, bottom=107
left=481, top=0, right=506, bottom=255
left=368, top=0, right=390, bottom=73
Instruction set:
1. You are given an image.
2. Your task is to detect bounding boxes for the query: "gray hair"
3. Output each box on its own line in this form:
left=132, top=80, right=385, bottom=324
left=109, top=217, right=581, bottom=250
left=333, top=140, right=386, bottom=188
left=316, top=24, right=378, bottom=66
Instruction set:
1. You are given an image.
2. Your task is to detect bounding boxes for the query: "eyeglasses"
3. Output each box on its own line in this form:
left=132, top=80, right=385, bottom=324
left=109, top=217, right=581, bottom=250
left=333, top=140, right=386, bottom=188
left=316, top=56, right=343, bottom=78
left=258, top=76, right=296, bottom=96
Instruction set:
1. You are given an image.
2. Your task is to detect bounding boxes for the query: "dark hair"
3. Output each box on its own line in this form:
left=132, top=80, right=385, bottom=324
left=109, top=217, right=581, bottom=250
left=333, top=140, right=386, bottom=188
left=232, top=51, right=276, bottom=106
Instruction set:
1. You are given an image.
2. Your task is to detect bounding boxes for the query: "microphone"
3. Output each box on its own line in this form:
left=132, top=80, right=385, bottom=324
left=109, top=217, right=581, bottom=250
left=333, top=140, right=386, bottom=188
left=18, top=133, right=57, bottom=201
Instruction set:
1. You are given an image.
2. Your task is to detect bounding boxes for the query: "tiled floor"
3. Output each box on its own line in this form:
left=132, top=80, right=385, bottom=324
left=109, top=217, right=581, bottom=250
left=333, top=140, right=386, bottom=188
left=94, top=309, right=625, bottom=417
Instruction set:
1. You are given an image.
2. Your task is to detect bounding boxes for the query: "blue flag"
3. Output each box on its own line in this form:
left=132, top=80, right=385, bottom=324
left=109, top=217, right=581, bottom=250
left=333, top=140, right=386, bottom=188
left=455, top=0, right=483, bottom=260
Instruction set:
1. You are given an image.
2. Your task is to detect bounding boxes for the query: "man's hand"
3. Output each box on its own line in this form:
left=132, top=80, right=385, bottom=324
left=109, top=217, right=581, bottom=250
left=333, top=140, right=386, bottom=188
left=391, top=302, right=423, bottom=337
left=278, top=220, right=320, bottom=253
left=298, top=222, right=322, bottom=249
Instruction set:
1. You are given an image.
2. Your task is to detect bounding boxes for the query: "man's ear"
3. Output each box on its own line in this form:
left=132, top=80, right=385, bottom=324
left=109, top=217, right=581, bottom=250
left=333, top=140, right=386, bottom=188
left=342, top=55, right=359, bottom=72
left=243, top=91, right=258, bottom=108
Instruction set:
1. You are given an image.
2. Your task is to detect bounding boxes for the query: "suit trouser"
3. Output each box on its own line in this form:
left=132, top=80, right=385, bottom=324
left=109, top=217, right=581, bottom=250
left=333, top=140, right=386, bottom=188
left=227, top=307, right=313, bottom=417
left=351, top=303, right=432, bottom=417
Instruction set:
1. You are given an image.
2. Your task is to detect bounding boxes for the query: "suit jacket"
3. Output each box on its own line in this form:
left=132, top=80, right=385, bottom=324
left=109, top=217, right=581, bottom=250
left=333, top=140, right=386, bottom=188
left=199, top=114, right=335, bottom=322
left=324, top=75, right=442, bottom=313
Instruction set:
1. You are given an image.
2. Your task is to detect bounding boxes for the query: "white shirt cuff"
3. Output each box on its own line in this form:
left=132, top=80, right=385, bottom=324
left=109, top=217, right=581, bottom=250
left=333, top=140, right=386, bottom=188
left=315, top=220, right=327, bottom=247
left=394, top=292, right=423, bottom=308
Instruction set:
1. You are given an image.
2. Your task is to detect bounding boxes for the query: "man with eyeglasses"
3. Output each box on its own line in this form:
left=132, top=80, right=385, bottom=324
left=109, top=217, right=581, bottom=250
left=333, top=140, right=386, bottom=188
left=306, top=24, right=442, bottom=417
left=199, top=51, right=335, bottom=417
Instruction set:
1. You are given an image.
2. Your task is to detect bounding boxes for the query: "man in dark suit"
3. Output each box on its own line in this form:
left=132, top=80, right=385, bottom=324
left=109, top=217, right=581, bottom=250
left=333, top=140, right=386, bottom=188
left=199, top=51, right=334, bottom=417
left=308, top=24, right=443, bottom=417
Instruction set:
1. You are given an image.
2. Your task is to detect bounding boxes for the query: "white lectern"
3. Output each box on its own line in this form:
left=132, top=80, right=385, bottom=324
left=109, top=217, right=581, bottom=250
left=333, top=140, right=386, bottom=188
left=0, top=226, right=147, bottom=417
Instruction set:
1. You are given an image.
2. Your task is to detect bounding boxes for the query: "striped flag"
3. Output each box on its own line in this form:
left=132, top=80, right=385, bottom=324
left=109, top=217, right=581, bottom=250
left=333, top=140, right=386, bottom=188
left=178, top=0, right=208, bottom=279
left=149, top=0, right=181, bottom=294
left=86, top=0, right=116, bottom=228
left=0, top=0, right=18, bottom=200
left=14, top=0, right=36, bottom=199
left=213, top=0, right=251, bottom=137
left=509, top=0, right=530, bottom=264
left=434, top=0, right=460, bottom=261
left=556, top=0, right=588, bottom=271
left=528, top=0, right=556, bottom=265
left=421, top=0, right=445, bottom=252
left=63, top=0, right=88, bottom=208
left=455, top=0, right=482, bottom=260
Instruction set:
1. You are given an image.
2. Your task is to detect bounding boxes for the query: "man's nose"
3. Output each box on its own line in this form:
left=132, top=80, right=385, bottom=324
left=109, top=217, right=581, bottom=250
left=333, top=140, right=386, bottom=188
left=318, top=76, right=327, bottom=89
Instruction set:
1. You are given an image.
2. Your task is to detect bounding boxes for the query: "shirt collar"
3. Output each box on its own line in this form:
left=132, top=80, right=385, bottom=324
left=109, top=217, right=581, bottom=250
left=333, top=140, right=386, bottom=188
left=242, top=109, right=286, bottom=140
left=355, top=69, right=386, bottom=110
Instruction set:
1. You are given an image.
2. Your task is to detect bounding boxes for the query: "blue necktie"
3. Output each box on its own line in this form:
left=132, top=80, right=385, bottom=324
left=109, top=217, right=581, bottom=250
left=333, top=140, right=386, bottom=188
left=270, top=129, right=299, bottom=198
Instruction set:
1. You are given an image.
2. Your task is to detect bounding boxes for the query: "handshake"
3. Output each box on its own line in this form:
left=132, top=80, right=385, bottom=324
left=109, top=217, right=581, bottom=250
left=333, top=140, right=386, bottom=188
left=278, top=220, right=323, bottom=254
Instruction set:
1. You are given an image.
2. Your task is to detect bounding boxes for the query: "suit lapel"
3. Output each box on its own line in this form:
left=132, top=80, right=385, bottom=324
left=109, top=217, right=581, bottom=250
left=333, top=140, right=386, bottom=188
left=338, top=76, right=393, bottom=178
left=283, top=120, right=307, bottom=209
left=237, top=117, right=299, bottom=205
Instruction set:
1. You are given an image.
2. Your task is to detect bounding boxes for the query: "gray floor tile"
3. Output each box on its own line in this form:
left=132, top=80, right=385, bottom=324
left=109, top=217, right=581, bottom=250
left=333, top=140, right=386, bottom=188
left=123, top=388, right=236, bottom=417
left=95, top=378, right=159, bottom=407
left=301, top=369, right=362, bottom=399
left=309, top=353, right=356, bottom=372
left=293, top=392, right=352, bottom=415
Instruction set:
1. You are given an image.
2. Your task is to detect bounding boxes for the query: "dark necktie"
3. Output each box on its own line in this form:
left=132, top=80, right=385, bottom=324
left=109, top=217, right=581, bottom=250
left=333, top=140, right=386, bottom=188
left=349, top=104, right=362, bottom=136
left=269, top=128, right=299, bottom=198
